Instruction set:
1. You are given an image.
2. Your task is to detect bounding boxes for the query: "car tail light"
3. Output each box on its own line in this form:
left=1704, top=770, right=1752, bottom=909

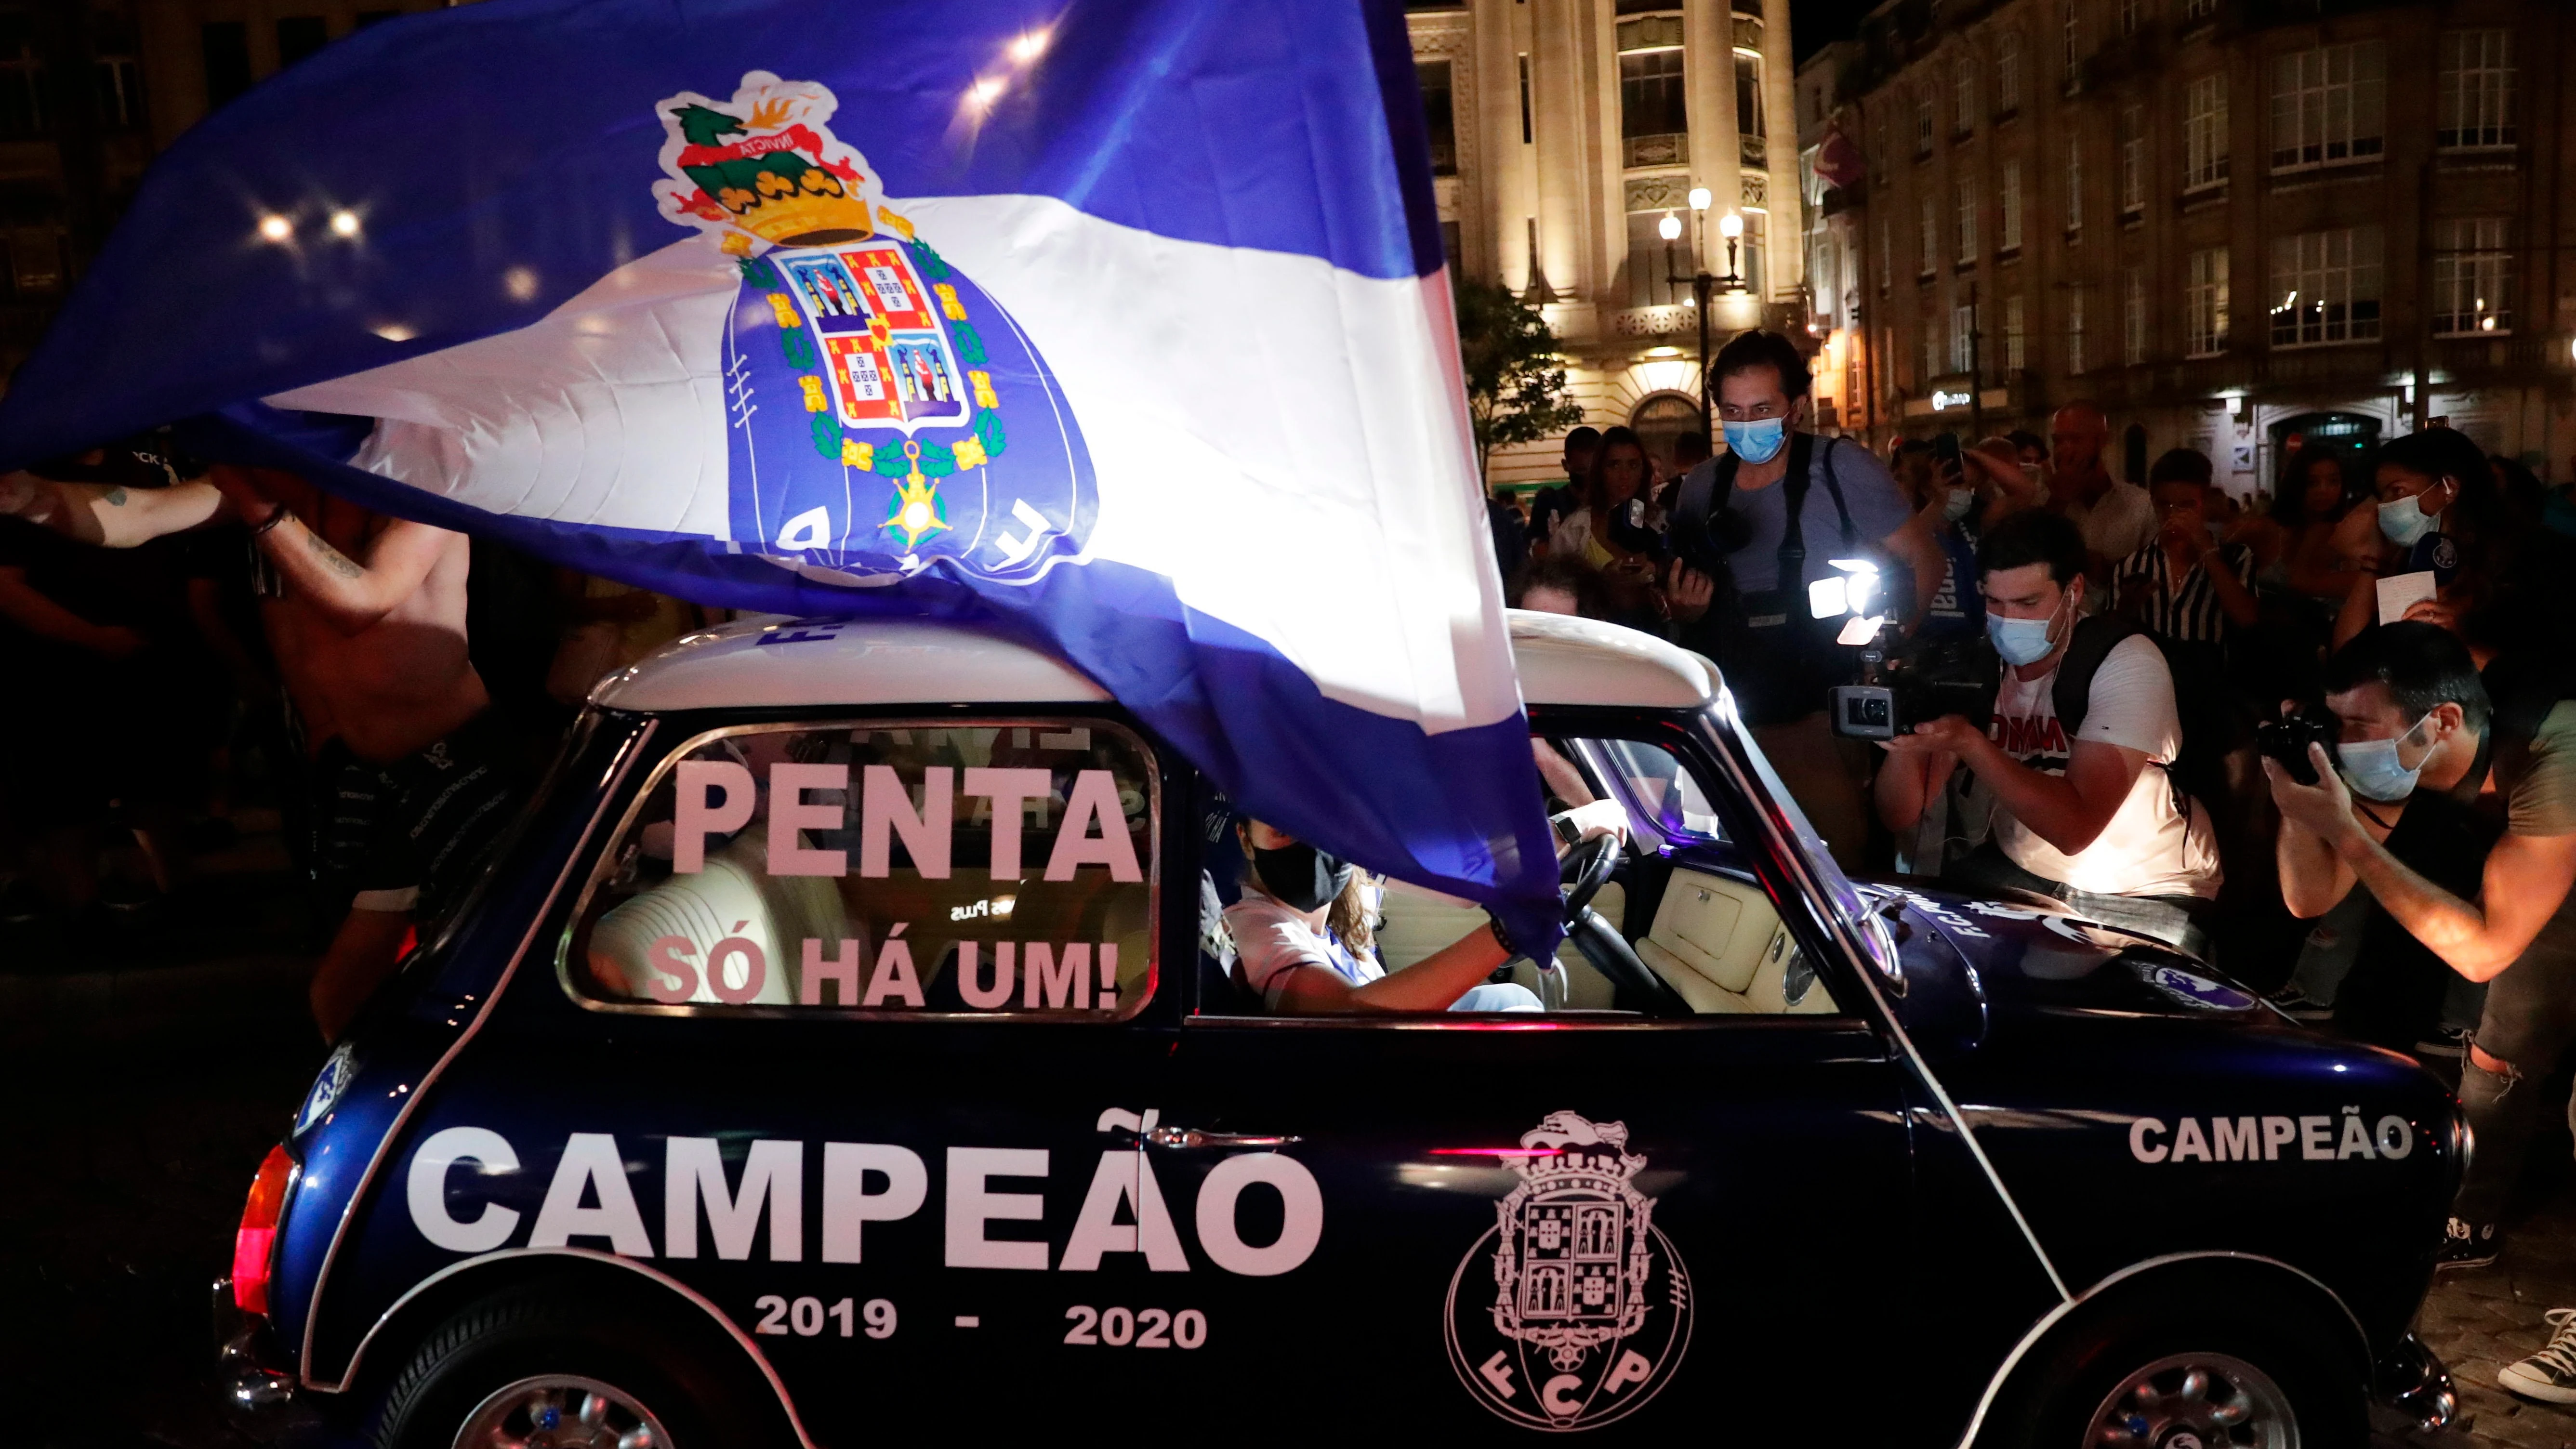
left=232, top=1144, right=295, bottom=1316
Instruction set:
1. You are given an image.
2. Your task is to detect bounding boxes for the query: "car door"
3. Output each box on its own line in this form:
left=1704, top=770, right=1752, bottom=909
left=1138, top=727, right=1923, bottom=1438
left=483, top=710, right=1188, bottom=1442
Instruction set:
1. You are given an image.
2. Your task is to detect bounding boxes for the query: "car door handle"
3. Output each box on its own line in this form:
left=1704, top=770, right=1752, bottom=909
left=1145, top=1125, right=1302, bottom=1149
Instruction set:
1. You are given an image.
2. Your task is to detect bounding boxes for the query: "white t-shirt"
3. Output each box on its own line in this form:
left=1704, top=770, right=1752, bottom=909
left=2065, top=479, right=2157, bottom=565
left=1222, top=885, right=1381, bottom=1009
left=1985, top=634, right=2221, bottom=898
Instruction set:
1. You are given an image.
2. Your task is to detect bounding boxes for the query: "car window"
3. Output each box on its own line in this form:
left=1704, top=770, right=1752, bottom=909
left=1578, top=736, right=1729, bottom=844
left=563, top=720, right=1156, bottom=1018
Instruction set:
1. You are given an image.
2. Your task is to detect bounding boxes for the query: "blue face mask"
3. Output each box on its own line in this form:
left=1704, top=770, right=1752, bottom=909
left=1985, top=590, right=2070, bottom=667
left=2378, top=485, right=2447, bottom=548
left=2337, top=715, right=2431, bottom=803
left=1723, top=416, right=1788, bottom=465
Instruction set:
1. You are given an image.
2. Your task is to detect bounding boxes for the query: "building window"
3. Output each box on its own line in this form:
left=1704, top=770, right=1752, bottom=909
left=2067, top=287, right=2086, bottom=374
left=2118, top=105, right=2144, bottom=214
left=1736, top=53, right=1767, bottom=166
left=1876, top=218, right=1891, bottom=293
left=1920, top=309, right=1942, bottom=383
left=1739, top=211, right=1767, bottom=296
left=2064, top=136, right=2083, bottom=233
left=2062, top=2, right=2081, bottom=91
left=277, top=15, right=328, bottom=67
left=1620, top=35, right=1688, bottom=166
left=202, top=21, right=252, bottom=110
left=2123, top=268, right=2146, bottom=365
left=0, top=13, right=42, bottom=137
left=2270, top=42, right=2385, bottom=173
left=2432, top=217, right=2512, bottom=336
left=1919, top=195, right=1938, bottom=278
left=1952, top=300, right=1978, bottom=374
left=1996, top=33, right=2024, bottom=116
left=2119, top=0, right=2141, bottom=38
left=2184, top=0, right=2215, bottom=18
left=2269, top=226, right=2382, bottom=346
left=1953, top=57, right=1975, bottom=136
left=2183, top=74, right=2228, bottom=189
left=1418, top=62, right=1457, bottom=177
left=1518, top=53, right=1532, bottom=145
left=2186, top=247, right=2228, bottom=356
left=1626, top=211, right=1682, bottom=307
left=2436, top=31, right=2515, bottom=150
left=1955, top=180, right=1978, bottom=264
left=2000, top=160, right=2024, bottom=251
left=1914, top=89, right=1934, bottom=157
left=2005, top=293, right=2028, bottom=371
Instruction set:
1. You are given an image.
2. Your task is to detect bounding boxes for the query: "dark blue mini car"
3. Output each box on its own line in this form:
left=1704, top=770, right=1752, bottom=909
left=217, top=611, right=2461, bottom=1446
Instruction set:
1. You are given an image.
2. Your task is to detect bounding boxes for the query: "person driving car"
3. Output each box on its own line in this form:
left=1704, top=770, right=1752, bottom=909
left=1223, top=818, right=1544, bottom=1014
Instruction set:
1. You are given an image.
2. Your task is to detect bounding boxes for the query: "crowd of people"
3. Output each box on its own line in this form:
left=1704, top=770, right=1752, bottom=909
left=0, top=442, right=714, bottom=1037
left=1502, top=329, right=2576, bottom=1395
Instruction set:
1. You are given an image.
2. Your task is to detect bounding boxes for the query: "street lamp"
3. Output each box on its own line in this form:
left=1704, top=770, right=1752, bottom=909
left=1664, top=192, right=1726, bottom=439
left=1716, top=211, right=1744, bottom=290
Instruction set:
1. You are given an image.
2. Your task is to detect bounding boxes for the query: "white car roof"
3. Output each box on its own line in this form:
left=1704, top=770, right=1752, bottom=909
left=594, top=610, right=1718, bottom=714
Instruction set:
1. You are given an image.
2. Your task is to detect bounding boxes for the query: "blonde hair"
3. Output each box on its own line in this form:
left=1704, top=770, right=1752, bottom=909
left=1327, top=869, right=1377, bottom=960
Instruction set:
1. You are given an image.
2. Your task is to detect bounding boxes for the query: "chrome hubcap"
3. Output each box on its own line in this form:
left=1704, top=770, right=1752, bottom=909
left=2086, top=1352, right=2296, bottom=1449
left=454, top=1373, right=670, bottom=1449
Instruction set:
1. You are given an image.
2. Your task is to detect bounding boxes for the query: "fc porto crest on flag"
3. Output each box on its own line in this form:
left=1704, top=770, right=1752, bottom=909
left=655, top=71, right=1095, bottom=586
left=1444, top=1112, right=1692, bottom=1430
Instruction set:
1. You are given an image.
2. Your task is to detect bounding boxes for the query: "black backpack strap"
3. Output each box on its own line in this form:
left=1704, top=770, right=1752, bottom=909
left=2050, top=613, right=2146, bottom=738
left=1774, top=431, right=1821, bottom=589
left=1814, top=436, right=1858, bottom=547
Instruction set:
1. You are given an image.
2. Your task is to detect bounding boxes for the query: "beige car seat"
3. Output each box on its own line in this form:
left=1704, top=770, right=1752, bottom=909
left=1636, top=869, right=1836, bottom=1014
left=590, top=832, right=849, bottom=1005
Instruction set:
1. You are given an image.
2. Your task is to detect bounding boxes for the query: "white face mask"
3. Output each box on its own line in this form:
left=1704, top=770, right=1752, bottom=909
left=2337, top=714, right=2432, bottom=803
left=1986, top=587, right=2073, bottom=667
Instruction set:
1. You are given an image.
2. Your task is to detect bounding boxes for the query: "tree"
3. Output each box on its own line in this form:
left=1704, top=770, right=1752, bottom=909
left=1453, top=280, right=1589, bottom=482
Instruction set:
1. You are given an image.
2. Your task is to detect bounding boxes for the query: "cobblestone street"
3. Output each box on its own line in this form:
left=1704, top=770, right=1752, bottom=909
left=2418, top=1194, right=2576, bottom=1449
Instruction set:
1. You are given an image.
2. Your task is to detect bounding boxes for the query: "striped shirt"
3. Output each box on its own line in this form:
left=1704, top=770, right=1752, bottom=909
left=2110, top=540, right=2254, bottom=645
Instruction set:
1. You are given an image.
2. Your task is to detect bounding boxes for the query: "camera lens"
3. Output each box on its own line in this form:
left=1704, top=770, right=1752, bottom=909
left=1863, top=698, right=1889, bottom=726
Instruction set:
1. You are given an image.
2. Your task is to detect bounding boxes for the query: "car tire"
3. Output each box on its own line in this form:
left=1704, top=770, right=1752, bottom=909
left=1982, top=1297, right=2365, bottom=1449
left=370, top=1278, right=779, bottom=1449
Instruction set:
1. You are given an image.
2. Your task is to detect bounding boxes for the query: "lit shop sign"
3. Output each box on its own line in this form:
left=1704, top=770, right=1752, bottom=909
left=1930, top=389, right=1975, bottom=411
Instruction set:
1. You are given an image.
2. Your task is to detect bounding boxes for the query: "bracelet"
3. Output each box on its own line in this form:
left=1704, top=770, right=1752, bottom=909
left=249, top=503, right=291, bottom=538
left=1486, top=911, right=1518, bottom=960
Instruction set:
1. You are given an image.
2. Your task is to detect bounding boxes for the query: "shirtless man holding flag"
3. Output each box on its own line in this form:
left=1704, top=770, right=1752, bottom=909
left=1, top=457, right=518, bottom=1040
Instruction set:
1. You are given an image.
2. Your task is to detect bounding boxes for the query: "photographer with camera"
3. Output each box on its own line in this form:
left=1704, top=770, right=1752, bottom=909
left=2267, top=623, right=2576, bottom=1272
left=1663, top=330, right=1944, bottom=866
left=1875, top=509, right=2221, bottom=948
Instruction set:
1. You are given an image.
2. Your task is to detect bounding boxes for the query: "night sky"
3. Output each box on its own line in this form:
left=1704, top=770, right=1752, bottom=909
left=1792, top=0, right=1879, bottom=62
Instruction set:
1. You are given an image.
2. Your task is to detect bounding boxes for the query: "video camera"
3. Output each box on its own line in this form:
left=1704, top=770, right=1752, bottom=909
left=2255, top=707, right=2340, bottom=785
left=1827, top=626, right=1999, bottom=741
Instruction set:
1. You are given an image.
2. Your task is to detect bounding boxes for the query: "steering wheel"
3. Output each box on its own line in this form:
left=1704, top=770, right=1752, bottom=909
left=1558, top=833, right=1620, bottom=921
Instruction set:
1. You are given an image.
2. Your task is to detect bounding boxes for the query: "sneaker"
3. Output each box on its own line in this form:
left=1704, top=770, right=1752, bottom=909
left=2435, top=1216, right=2501, bottom=1272
left=2416, top=1026, right=2470, bottom=1059
left=2500, top=1308, right=2576, bottom=1403
left=2264, top=982, right=2334, bottom=1021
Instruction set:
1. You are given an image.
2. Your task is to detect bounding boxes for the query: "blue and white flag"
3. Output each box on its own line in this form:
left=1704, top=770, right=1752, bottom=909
left=0, top=0, right=1560, bottom=947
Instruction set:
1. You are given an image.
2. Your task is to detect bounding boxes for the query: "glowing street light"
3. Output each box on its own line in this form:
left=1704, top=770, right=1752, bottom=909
left=257, top=214, right=293, bottom=243
left=329, top=210, right=361, bottom=238
left=1656, top=212, right=1681, bottom=242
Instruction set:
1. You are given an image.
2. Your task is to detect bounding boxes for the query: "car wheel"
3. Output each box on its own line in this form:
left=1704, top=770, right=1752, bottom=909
left=370, top=1280, right=776, bottom=1449
left=1986, top=1301, right=2365, bottom=1449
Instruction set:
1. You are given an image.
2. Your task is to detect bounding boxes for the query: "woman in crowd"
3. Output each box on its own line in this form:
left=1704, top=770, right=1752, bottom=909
left=2264, top=446, right=2375, bottom=610
left=2335, top=429, right=2573, bottom=659
left=1544, top=425, right=1664, bottom=626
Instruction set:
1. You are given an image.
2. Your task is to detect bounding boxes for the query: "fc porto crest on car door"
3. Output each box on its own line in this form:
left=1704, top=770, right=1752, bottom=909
left=652, top=71, right=1095, bottom=586
left=1445, top=1112, right=1692, bottom=1430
